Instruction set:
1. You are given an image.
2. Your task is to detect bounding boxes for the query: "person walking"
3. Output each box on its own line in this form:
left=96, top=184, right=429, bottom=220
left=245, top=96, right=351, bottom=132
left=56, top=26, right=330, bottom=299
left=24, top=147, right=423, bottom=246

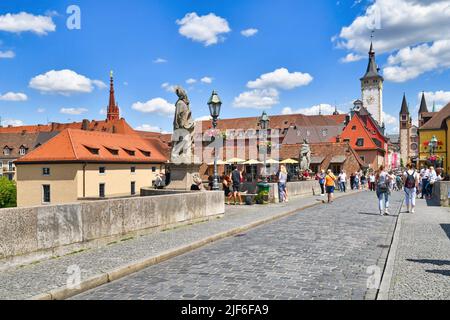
left=325, top=169, right=337, bottom=203
left=222, top=172, right=232, bottom=205
left=278, top=165, right=288, bottom=203
left=361, top=173, right=367, bottom=191
left=354, top=172, right=360, bottom=190
left=231, top=166, right=243, bottom=205
left=376, top=165, right=391, bottom=216
left=403, top=163, right=420, bottom=213
left=427, top=166, right=437, bottom=199
left=350, top=172, right=355, bottom=190
left=369, top=172, right=376, bottom=191
left=316, top=169, right=326, bottom=196
left=420, top=166, right=430, bottom=199
left=338, top=170, right=347, bottom=193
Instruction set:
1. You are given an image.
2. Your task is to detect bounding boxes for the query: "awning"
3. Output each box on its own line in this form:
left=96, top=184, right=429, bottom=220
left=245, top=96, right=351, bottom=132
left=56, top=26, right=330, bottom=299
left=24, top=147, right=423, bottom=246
left=330, top=155, right=346, bottom=164
left=310, top=156, right=325, bottom=164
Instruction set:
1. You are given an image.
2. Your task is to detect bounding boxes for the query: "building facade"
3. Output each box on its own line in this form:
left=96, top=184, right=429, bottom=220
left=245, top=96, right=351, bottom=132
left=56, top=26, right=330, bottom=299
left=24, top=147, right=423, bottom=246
left=15, top=129, right=168, bottom=207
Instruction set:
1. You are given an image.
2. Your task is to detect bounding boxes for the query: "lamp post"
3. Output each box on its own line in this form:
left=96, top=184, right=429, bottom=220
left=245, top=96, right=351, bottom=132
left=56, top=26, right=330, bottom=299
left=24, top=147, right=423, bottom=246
left=429, top=135, right=438, bottom=167
left=259, top=111, right=270, bottom=182
left=208, top=90, right=222, bottom=191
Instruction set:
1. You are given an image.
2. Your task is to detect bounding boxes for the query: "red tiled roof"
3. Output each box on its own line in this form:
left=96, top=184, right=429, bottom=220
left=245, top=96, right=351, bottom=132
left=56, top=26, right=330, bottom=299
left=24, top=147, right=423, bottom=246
left=0, top=118, right=137, bottom=135
left=15, top=129, right=168, bottom=164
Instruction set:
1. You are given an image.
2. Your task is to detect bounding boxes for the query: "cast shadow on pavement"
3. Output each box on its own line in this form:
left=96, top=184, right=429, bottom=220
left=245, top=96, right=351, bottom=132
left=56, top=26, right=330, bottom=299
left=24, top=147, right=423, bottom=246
left=406, top=259, right=450, bottom=266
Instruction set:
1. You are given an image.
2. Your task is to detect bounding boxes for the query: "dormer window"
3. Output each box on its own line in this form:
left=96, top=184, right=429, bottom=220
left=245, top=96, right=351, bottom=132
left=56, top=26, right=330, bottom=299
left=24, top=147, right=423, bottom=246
left=123, top=148, right=135, bottom=156
left=84, top=145, right=99, bottom=155
left=19, top=146, right=27, bottom=156
left=3, top=147, right=11, bottom=156
left=138, top=149, right=151, bottom=157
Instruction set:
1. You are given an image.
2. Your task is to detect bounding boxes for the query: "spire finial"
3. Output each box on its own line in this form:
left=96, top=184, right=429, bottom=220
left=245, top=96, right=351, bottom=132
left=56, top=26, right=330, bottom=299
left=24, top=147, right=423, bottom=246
left=110, top=70, right=114, bottom=79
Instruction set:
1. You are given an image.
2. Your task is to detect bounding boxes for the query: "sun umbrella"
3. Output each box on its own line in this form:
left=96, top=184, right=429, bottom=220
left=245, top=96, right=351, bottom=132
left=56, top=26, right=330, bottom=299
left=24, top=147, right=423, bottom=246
left=243, top=159, right=263, bottom=165
left=207, top=159, right=227, bottom=166
left=226, top=158, right=246, bottom=164
left=265, top=159, right=280, bottom=164
left=281, top=158, right=299, bottom=164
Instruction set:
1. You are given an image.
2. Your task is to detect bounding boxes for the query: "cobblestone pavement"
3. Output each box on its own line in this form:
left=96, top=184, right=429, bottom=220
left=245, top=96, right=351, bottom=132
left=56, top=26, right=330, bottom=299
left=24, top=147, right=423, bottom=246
left=73, top=191, right=403, bottom=300
left=388, top=199, right=450, bottom=300
left=0, top=190, right=355, bottom=300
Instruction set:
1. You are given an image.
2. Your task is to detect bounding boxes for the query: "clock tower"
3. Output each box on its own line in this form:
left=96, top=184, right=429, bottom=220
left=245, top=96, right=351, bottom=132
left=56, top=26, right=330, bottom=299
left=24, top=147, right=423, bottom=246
left=361, top=42, right=384, bottom=127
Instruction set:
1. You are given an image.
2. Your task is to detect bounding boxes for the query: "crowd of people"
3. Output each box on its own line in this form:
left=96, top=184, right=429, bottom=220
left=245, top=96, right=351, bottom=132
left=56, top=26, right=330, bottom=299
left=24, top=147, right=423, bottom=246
left=314, top=164, right=445, bottom=215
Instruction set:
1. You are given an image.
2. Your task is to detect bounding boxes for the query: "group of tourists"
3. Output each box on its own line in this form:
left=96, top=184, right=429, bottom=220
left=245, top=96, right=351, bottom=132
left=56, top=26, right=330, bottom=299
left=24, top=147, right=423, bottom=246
left=315, top=163, right=445, bottom=215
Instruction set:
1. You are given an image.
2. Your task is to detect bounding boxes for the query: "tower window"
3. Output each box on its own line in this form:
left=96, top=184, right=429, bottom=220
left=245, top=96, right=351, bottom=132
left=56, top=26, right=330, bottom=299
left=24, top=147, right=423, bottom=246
left=356, top=138, right=364, bottom=147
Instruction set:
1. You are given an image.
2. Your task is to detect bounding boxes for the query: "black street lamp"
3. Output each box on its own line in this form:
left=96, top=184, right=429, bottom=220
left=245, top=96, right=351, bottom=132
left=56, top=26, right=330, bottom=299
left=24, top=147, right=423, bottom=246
left=208, top=90, right=222, bottom=191
left=429, top=135, right=438, bottom=155
left=259, top=111, right=270, bottom=182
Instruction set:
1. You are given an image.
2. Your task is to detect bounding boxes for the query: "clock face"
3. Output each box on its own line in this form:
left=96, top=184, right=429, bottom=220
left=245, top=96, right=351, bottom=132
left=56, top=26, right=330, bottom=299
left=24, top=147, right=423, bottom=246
left=366, top=96, right=375, bottom=104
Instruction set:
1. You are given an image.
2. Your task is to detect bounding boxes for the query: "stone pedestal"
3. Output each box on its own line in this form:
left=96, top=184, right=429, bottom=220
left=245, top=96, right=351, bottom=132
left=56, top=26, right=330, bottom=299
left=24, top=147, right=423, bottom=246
left=167, top=164, right=201, bottom=190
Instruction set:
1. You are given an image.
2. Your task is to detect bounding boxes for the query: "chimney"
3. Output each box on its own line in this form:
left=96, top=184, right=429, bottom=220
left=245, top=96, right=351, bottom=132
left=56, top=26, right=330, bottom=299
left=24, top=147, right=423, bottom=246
left=82, top=119, right=89, bottom=131
left=336, top=135, right=341, bottom=143
left=51, top=122, right=57, bottom=131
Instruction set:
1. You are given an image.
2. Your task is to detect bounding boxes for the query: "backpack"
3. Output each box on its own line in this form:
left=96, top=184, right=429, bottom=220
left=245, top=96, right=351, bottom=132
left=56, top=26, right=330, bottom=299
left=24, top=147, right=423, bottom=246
left=378, top=173, right=389, bottom=193
left=405, top=171, right=416, bottom=189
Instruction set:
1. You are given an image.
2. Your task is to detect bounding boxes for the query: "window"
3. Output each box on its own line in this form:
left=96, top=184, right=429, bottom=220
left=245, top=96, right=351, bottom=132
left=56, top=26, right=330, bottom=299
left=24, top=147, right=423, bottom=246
left=401, top=115, right=407, bottom=121
left=360, top=156, right=365, bottom=163
left=131, top=166, right=136, bottom=174
left=123, top=148, right=135, bottom=156
left=3, top=147, right=10, bottom=156
left=19, top=147, right=26, bottom=156
left=351, top=126, right=357, bottom=131
left=99, top=183, right=105, bottom=198
left=152, top=167, right=156, bottom=172
left=131, top=182, right=136, bottom=195
left=42, top=185, right=51, bottom=204
left=99, top=167, right=106, bottom=174
left=8, top=161, right=13, bottom=171
left=356, top=138, right=364, bottom=147
left=343, top=139, right=350, bottom=143
left=106, top=147, right=119, bottom=156
left=42, top=167, right=50, bottom=176
left=85, top=146, right=99, bottom=155
left=330, top=164, right=341, bottom=174
left=322, top=129, right=328, bottom=137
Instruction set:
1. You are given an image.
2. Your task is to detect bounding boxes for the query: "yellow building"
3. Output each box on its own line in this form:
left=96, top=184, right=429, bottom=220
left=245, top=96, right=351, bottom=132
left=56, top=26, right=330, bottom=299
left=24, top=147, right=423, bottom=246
left=15, top=129, right=168, bottom=207
left=419, top=102, right=450, bottom=172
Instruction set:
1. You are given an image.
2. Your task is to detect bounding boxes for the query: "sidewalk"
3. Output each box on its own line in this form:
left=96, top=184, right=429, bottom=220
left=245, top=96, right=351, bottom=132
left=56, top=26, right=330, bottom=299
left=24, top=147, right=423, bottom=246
left=381, top=198, right=450, bottom=300
left=0, top=190, right=359, bottom=300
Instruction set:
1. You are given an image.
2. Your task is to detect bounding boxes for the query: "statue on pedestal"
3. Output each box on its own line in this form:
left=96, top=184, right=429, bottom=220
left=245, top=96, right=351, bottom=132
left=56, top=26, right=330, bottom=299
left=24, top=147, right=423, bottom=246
left=299, top=139, right=311, bottom=172
left=168, top=86, right=201, bottom=190
left=171, top=86, right=195, bottom=164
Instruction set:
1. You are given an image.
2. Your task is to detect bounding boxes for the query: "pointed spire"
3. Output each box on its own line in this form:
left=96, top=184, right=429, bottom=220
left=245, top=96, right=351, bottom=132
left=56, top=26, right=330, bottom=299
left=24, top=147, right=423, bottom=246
left=361, top=34, right=383, bottom=80
left=333, top=105, right=339, bottom=115
left=107, top=70, right=120, bottom=121
left=400, top=93, right=409, bottom=115
left=419, top=91, right=429, bottom=114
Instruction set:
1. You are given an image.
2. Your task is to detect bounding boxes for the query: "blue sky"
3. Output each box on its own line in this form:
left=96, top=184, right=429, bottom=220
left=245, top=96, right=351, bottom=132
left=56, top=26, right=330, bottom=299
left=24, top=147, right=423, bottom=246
left=0, top=0, right=449, bottom=134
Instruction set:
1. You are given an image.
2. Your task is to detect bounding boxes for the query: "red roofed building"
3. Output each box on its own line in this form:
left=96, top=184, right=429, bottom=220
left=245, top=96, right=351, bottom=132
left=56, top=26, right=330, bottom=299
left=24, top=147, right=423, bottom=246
left=15, top=129, right=168, bottom=207
left=339, top=107, right=388, bottom=170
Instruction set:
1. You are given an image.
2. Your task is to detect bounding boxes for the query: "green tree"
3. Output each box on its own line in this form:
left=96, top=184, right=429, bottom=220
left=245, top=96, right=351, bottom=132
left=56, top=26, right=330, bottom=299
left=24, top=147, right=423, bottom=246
left=0, top=177, right=17, bottom=208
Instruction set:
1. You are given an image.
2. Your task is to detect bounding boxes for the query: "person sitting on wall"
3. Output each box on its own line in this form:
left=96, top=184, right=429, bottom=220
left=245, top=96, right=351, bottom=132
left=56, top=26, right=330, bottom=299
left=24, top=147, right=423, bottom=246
left=191, top=175, right=205, bottom=191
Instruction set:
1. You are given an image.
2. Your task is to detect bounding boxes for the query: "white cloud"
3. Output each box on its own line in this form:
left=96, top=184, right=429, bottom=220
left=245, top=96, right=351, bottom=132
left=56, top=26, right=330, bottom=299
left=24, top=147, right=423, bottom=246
left=29, top=70, right=106, bottom=95
left=419, top=90, right=450, bottom=111
left=336, top=0, right=450, bottom=81
left=37, top=108, right=46, bottom=113
left=241, top=28, right=258, bottom=37
left=60, top=108, right=88, bottom=115
left=247, top=68, right=313, bottom=90
left=161, top=82, right=177, bottom=93
left=186, top=78, right=197, bottom=85
left=176, top=12, right=231, bottom=46
left=384, top=40, right=450, bottom=82
left=282, top=104, right=344, bottom=115
left=131, top=98, right=175, bottom=116
left=233, top=89, right=279, bottom=109
left=0, top=92, right=27, bottom=101
left=2, top=119, right=24, bottom=127
left=0, top=50, right=15, bottom=59
left=383, top=112, right=398, bottom=125
left=201, top=77, right=213, bottom=84
left=135, top=124, right=169, bottom=133
left=340, top=53, right=364, bottom=63
left=153, top=58, right=168, bottom=64
left=0, top=12, right=56, bottom=35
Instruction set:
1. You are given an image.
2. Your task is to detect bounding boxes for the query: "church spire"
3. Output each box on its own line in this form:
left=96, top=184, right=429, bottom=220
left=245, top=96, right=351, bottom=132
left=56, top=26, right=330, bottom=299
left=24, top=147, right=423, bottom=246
left=400, top=93, right=409, bottom=115
left=361, top=36, right=383, bottom=81
left=107, top=70, right=120, bottom=121
left=419, top=92, right=429, bottom=114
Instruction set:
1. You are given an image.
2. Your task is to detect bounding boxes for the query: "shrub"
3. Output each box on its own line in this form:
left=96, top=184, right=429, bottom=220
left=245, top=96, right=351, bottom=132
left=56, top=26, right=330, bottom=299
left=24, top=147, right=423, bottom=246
left=0, top=177, right=17, bottom=208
